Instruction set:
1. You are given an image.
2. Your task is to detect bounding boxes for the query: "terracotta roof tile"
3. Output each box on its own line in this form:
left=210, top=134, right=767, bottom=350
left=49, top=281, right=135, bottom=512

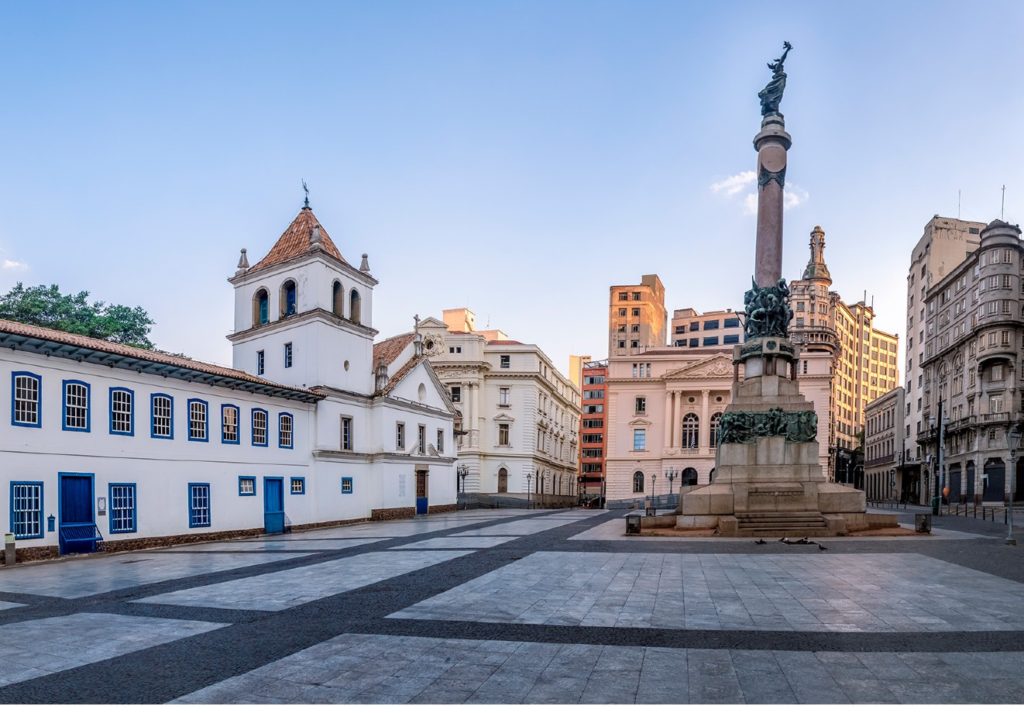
left=250, top=207, right=346, bottom=272
left=0, top=319, right=321, bottom=400
left=373, top=332, right=415, bottom=368
left=381, top=354, right=424, bottom=395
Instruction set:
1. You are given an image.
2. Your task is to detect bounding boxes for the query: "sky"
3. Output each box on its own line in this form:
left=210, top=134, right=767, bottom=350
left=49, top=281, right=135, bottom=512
left=1, top=0, right=1023, bottom=376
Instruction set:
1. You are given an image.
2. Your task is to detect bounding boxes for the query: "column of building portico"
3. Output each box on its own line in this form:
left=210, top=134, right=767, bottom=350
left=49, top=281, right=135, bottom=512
left=663, top=391, right=673, bottom=451
left=700, top=389, right=711, bottom=452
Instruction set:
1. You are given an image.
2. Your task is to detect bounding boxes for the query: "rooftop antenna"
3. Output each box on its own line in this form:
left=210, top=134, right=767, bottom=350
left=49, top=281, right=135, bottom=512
left=302, top=179, right=310, bottom=209
left=1001, top=184, right=1006, bottom=220
left=957, top=189, right=961, bottom=219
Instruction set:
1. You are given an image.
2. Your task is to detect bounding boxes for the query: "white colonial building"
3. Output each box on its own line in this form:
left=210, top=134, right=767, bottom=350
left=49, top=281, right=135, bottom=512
left=419, top=308, right=581, bottom=504
left=1, top=200, right=457, bottom=559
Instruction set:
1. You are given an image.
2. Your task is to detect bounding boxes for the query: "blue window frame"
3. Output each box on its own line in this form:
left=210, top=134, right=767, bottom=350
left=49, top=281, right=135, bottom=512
left=62, top=379, right=91, bottom=432
left=257, top=350, right=265, bottom=375
left=341, top=477, right=353, bottom=494
left=10, top=481, right=44, bottom=539
left=187, top=398, right=209, bottom=442
left=11, top=371, right=42, bottom=428
left=188, top=483, right=211, bottom=528
left=688, top=338, right=699, bottom=347
left=238, top=476, right=256, bottom=496
left=284, top=342, right=293, bottom=368
left=724, top=334, right=740, bottom=344
left=279, top=412, right=294, bottom=449
left=108, top=483, right=137, bottom=534
left=290, top=477, right=305, bottom=495
left=252, top=408, right=268, bottom=447
left=633, top=428, right=646, bottom=451
left=221, top=404, right=240, bottom=444
left=703, top=320, right=720, bottom=330
left=109, top=387, right=134, bottom=436
left=702, top=336, right=720, bottom=346
left=151, top=393, right=174, bottom=439
left=724, top=317, right=741, bottom=328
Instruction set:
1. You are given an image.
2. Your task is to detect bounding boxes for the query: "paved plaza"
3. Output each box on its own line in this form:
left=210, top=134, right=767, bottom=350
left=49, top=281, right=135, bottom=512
left=1, top=507, right=1023, bottom=704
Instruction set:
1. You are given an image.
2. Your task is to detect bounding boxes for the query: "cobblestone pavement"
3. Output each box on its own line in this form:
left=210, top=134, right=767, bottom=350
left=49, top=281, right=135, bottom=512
left=1, top=507, right=1022, bottom=704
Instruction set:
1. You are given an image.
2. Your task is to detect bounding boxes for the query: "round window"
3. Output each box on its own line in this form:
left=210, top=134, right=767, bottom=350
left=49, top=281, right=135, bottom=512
left=344, top=360, right=350, bottom=371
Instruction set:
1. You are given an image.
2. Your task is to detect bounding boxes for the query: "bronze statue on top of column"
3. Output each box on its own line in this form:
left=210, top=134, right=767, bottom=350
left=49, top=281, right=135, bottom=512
left=758, top=41, right=792, bottom=117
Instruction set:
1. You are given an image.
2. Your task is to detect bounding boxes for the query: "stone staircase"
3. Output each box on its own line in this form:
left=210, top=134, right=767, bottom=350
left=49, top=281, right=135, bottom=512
left=733, top=511, right=832, bottom=537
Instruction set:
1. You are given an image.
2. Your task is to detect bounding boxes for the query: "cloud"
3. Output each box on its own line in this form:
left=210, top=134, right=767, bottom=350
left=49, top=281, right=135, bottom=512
left=739, top=184, right=810, bottom=215
left=2, top=259, right=28, bottom=272
left=710, top=171, right=756, bottom=196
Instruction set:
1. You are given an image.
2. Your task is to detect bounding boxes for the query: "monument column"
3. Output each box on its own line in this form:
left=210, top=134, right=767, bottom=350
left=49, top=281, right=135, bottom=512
left=753, top=118, right=792, bottom=288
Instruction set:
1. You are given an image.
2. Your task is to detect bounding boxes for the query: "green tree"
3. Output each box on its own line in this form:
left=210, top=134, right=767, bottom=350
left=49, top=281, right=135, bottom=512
left=0, top=283, right=155, bottom=349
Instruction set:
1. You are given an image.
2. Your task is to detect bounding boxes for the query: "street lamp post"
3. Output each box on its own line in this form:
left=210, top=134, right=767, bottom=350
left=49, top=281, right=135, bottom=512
left=666, top=467, right=677, bottom=511
left=456, top=463, right=468, bottom=510
left=651, top=472, right=658, bottom=514
left=526, top=472, right=533, bottom=510
left=925, top=454, right=933, bottom=507
left=1007, top=424, right=1021, bottom=546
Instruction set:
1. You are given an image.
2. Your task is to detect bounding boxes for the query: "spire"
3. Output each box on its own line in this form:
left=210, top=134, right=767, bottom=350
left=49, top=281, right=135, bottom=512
left=249, top=207, right=346, bottom=272
left=801, top=225, right=832, bottom=284
left=374, top=357, right=389, bottom=393
left=413, top=314, right=424, bottom=356
left=235, top=248, right=250, bottom=275
left=310, top=223, right=322, bottom=250
left=360, top=253, right=371, bottom=273
left=302, top=179, right=310, bottom=210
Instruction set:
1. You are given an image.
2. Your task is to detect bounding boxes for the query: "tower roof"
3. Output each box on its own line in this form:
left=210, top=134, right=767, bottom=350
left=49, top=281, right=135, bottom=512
left=801, top=225, right=832, bottom=283
left=250, top=207, right=347, bottom=272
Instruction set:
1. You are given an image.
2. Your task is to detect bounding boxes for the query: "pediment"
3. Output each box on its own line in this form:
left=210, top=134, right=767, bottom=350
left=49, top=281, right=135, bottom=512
left=493, top=413, right=516, bottom=422
left=663, top=354, right=733, bottom=380
left=628, top=417, right=653, bottom=427
left=419, top=316, right=448, bottom=330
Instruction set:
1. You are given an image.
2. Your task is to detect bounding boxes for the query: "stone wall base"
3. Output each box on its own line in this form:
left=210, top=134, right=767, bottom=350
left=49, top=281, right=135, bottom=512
left=428, top=504, right=457, bottom=514
left=371, top=507, right=416, bottom=521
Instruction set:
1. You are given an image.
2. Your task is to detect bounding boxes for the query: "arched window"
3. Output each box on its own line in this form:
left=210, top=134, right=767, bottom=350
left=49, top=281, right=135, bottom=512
left=253, top=288, right=269, bottom=326
left=498, top=467, right=508, bottom=493
left=682, top=467, right=698, bottom=486
left=632, top=471, right=644, bottom=493
left=682, top=413, right=700, bottom=450
left=710, top=412, right=722, bottom=449
left=332, top=281, right=344, bottom=318
left=280, top=280, right=297, bottom=317
left=350, top=289, right=362, bottom=324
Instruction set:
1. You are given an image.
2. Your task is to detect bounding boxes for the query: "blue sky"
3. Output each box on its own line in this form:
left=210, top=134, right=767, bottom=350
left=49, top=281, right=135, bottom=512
left=1, top=0, right=1022, bottom=375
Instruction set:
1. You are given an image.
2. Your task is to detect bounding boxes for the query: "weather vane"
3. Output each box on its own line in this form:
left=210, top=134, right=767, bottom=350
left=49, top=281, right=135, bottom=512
left=302, top=179, right=310, bottom=209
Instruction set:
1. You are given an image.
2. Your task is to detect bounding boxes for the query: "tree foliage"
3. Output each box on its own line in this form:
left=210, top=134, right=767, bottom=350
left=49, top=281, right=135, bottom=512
left=0, top=283, right=155, bottom=349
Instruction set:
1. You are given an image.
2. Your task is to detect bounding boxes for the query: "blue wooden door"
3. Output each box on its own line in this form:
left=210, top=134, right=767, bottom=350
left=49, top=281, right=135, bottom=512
left=59, top=475, right=95, bottom=554
left=264, top=477, right=284, bottom=534
left=415, top=472, right=428, bottom=515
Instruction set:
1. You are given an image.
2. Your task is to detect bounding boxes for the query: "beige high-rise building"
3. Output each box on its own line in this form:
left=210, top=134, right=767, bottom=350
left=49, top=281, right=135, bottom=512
left=609, top=274, right=667, bottom=356
left=864, top=387, right=906, bottom=501
left=917, top=219, right=1023, bottom=505
left=901, top=216, right=987, bottom=493
left=789, top=226, right=900, bottom=483
left=670, top=308, right=743, bottom=349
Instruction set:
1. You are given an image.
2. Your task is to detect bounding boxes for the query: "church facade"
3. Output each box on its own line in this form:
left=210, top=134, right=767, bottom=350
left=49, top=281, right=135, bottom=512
left=1, top=201, right=457, bottom=559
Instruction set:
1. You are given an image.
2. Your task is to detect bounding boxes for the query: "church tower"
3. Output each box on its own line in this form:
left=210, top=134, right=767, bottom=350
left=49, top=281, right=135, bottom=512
left=228, top=195, right=378, bottom=394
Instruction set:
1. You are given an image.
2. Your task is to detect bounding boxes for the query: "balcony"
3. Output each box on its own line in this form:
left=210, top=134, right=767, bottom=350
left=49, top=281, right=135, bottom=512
left=790, top=326, right=839, bottom=352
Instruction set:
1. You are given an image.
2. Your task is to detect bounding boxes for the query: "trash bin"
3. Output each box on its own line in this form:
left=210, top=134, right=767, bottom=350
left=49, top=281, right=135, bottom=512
left=625, top=514, right=642, bottom=535
left=915, top=514, right=932, bottom=533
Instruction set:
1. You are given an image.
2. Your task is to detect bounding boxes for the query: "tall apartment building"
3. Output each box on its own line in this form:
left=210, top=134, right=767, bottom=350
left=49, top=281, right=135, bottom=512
left=917, top=220, right=1023, bottom=504
left=419, top=308, right=581, bottom=503
left=789, top=225, right=900, bottom=484
left=670, top=308, right=743, bottom=348
left=901, top=216, right=987, bottom=494
left=864, top=387, right=906, bottom=501
left=609, top=275, right=667, bottom=356
left=579, top=359, right=608, bottom=501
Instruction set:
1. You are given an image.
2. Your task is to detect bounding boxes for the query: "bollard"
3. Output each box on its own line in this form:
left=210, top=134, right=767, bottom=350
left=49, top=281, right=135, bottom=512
left=4, top=533, right=14, bottom=566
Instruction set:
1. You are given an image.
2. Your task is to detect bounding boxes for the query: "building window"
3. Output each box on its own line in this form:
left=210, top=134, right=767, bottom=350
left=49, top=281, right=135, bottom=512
left=710, top=412, right=722, bottom=449
left=498, top=423, right=510, bottom=446
left=617, top=340, right=625, bottom=349
left=251, top=408, right=268, bottom=446
left=10, top=482, right=43, bottom=539
left=630, top=340, right=639, bottom=348
left=188, top=399, right=208, bottom=442
left=500, top=355, right=510, bottom=369
left=257, top=350, right=265, bottom=375
left=253, top=288, right=269, bottom=326
left=396, top=422, right=406, bottom=450
left=703, top=319, right=719, bottom=330
left=689, top=338, right=699, bottom=347
left=62, top=380, right=90, bottom=432
left=341, top=416, right=353, bottom=450
left=222, top=405, right=240, bottom=444
left=450, top=386, right=461, bottom=403
left=290, top=477, right=305, bottom=495
left=109, top=483, right=137, bottom=534
left=417, top=424, right=426, bottom=455
left=632, top=471, right=644, bottom=493
left=724, top=334, right=739, bottom=344
left=633, top=428, right=646, bottom=451
left=279, top=413, right=294, bottom=448
left=499, top=386, right=511, bottom=406
left=618, top=308, right=627, bottom=316
left=350, top=289, right=362, bottom=324
left=631, top=324, right=640, bottom=333
left=635, top=396, right=646, bottom=414
left=281, top=279, right=297, bottom=317
left=723, top=317, right=740, bottom=328
left=284, top=342, right=293, bottom=368
left=238, top=476, right=256, bottom=496
left=12, top=372, right=42, bottom=427
left=151, top=394, right=174, bottom=439
left=631, top=291, right=641, bottom=300
left=631, top=307, right=640, bottom=317
left=619, top=292, right=628, bottom=300
left=109, top=388, right=134, bottom=436
left=702, top=336, right=719, bottom=346
left=341, top=477, right=354, bottom=494
left=188, top=483, right=211, bottom=528
left=682, top=413, right=700, bottom=449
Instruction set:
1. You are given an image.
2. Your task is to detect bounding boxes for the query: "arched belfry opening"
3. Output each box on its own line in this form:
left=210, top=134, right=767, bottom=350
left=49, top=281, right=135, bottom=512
left=350, top=289, right=362, bottom=324
left=280, top=280, right=297, bottom=317
left=332, top=281, right=344, bottom=318
left=253, top=288, right=269, bottom=326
